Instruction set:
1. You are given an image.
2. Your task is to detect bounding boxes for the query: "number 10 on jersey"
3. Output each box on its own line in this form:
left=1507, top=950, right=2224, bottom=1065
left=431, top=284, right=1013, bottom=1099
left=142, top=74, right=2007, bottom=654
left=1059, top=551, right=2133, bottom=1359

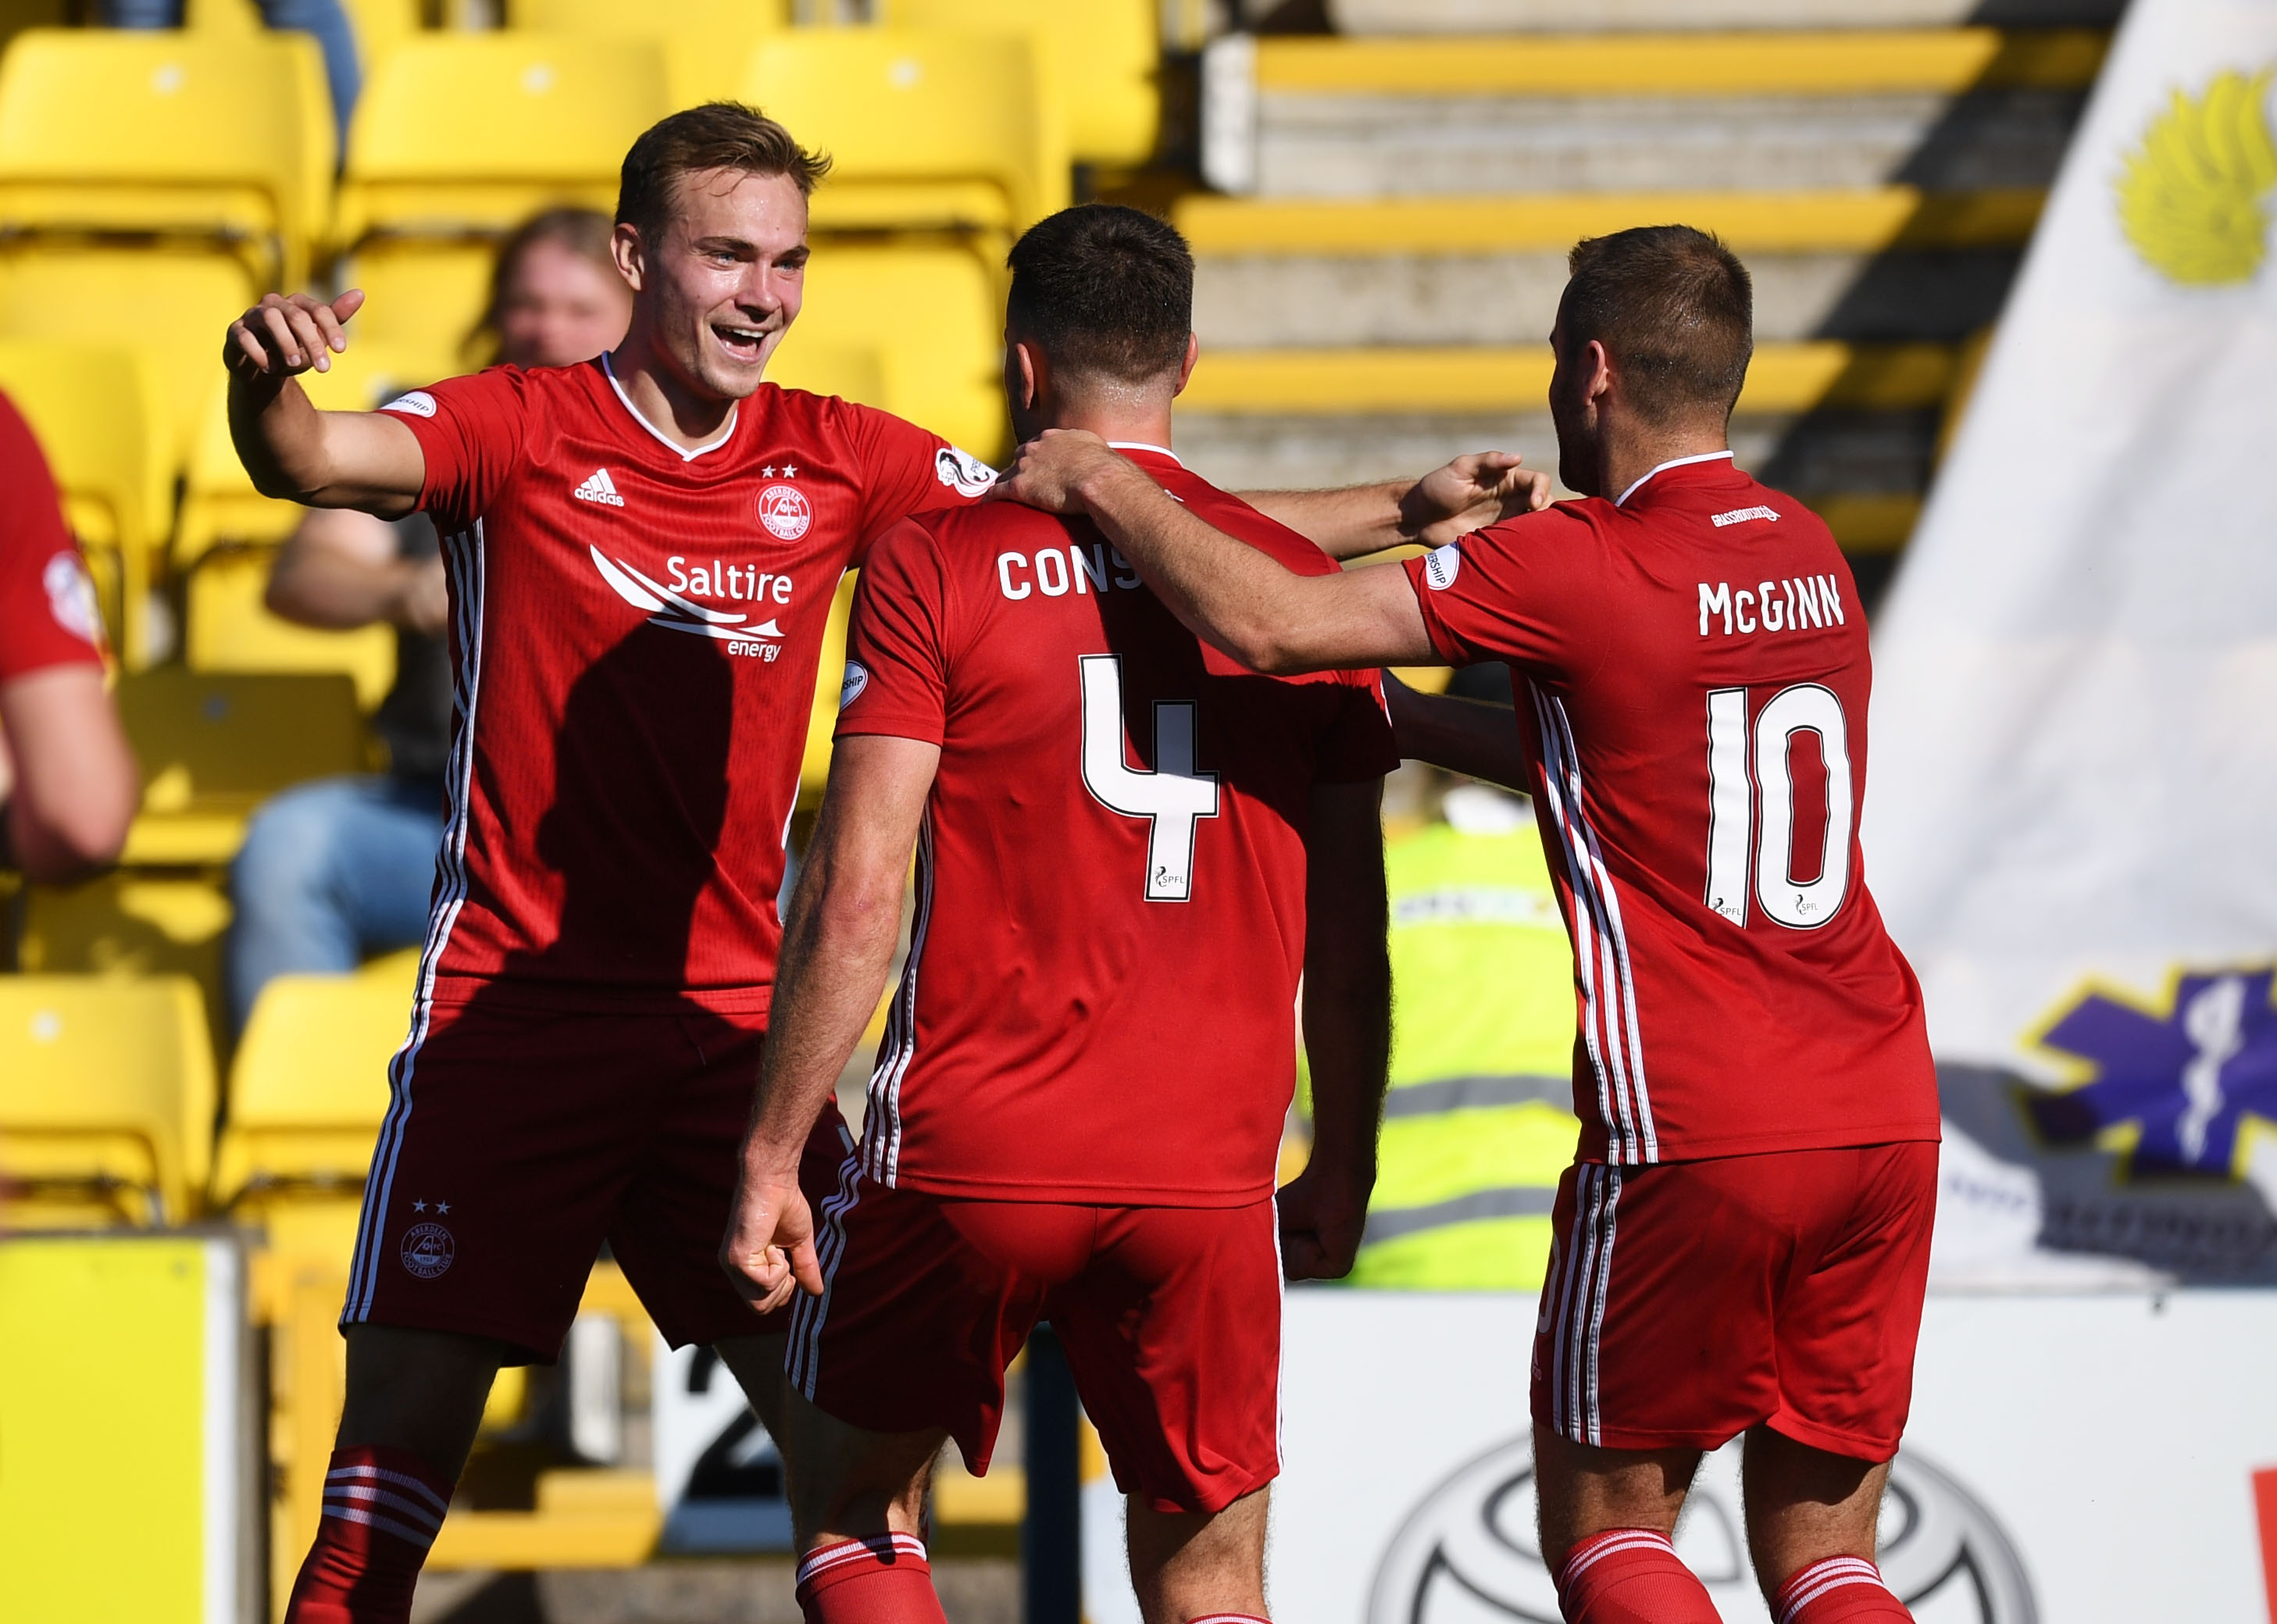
left=1704, top=683, right=1854, bottom=930
left=1080, top=655, right=1219, bottom=902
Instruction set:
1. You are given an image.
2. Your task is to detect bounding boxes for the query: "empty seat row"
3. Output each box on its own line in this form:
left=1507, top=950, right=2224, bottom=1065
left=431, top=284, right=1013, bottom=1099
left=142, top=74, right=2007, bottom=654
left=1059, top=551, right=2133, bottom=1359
left=0, top=965, right=407, bottom=1234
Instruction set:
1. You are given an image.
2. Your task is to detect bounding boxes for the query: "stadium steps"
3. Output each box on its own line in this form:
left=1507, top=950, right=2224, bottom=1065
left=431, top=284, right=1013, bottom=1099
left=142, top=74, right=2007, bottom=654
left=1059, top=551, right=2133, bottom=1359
left=1171, top=20, right=2116, bottom=583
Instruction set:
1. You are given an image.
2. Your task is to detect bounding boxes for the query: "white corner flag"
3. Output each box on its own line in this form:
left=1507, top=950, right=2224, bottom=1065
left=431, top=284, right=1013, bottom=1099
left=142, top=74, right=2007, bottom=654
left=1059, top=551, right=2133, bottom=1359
left=1868, top=0, right=2277, bottom=1285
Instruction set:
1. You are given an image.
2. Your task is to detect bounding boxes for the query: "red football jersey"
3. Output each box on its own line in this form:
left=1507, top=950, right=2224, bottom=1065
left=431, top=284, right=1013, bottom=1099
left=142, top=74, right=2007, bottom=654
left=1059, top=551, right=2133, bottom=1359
left=837, top=446, right=1398, bottom=1205
left=0, top=391, right=105, bottom=681
left=1404, top=453, right=1937, bottom=1165
left=379, top=356, right=988, bottom=1014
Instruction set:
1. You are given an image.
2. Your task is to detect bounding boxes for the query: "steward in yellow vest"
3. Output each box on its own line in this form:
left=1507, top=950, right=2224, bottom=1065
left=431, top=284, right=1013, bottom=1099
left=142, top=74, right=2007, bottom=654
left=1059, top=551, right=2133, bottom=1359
left=1342, top=786, right=1579, bottom=1290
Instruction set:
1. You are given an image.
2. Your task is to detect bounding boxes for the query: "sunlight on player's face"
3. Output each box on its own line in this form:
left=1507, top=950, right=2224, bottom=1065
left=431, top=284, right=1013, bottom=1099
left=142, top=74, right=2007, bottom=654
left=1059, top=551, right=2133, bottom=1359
left=644, top=166, right=810, bottom=402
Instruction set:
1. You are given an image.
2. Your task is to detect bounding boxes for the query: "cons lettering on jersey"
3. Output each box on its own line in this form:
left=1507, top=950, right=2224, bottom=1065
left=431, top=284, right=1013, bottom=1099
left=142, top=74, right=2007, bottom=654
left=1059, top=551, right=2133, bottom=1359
left=996, top=542, right=1144, bottom=601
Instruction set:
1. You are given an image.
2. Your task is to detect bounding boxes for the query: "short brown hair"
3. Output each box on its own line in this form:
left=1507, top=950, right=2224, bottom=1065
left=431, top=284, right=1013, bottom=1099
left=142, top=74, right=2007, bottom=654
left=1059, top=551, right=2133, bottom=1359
left=1559, top=226, right=1754, bottom=423
left=1005, top=205, right=1194, bottom=386
left=616, top=102, right=831, bottom=243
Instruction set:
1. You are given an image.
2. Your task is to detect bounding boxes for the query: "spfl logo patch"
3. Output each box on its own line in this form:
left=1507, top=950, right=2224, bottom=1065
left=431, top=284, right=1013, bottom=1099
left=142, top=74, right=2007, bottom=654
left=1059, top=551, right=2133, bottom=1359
left=400, top=1222, right=456, bottom=1279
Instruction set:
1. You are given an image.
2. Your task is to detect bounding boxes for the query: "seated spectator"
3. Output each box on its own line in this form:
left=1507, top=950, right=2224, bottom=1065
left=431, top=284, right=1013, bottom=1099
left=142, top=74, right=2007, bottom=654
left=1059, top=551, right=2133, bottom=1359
left=0, top=392, right=137, bottom=884
left=227, top=209, right=631, bottom=1030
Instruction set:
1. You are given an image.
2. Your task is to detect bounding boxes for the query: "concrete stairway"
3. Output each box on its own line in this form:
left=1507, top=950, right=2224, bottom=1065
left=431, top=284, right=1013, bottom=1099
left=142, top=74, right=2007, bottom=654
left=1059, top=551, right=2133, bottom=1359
left=1169, top=9, right=2124, bottom=603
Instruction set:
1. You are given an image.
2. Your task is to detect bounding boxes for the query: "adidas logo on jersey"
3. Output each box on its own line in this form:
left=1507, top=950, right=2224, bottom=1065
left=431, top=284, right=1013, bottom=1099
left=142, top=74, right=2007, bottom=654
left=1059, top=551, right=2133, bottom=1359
left=573, top=469, right=625, bottom=507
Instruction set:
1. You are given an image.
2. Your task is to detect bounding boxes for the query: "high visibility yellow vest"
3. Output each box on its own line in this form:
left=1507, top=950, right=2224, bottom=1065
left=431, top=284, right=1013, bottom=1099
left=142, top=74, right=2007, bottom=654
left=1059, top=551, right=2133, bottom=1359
left=1336, top=815, right=1580, bottom=1290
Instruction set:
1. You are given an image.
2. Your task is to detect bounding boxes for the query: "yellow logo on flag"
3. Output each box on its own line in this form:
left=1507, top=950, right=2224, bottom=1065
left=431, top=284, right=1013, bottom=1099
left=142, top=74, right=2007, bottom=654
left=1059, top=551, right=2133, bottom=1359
left=2115, top=67, right=2277, bottom=284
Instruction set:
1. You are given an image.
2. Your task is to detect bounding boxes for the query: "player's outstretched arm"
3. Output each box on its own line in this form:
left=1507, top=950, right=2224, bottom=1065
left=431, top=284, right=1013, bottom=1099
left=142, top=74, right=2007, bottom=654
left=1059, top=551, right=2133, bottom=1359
left=1279, top=778, right=1392, bottom=1283
left=1240, top=452, right=1552, bottom=562
left=224, top=290, right=425, bottom=517
left=720, top=733, right=940, bottom=1312
left=997, top=431, right=1443, bottom=676
left=1383, top=673, right=1527, bottom=791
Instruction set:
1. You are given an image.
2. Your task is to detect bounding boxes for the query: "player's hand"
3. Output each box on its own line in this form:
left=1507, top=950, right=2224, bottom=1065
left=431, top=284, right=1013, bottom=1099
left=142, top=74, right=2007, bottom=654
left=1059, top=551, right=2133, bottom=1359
left=989, top=427, right=1127, bottom=514
left=719, top=1165, right=823, bottom=1314
left=1404, top=451, right=1551, bottom=548
left=225, top=289, right=364, bottom=381
left=1276, top=1159, right=1374, bottom=1283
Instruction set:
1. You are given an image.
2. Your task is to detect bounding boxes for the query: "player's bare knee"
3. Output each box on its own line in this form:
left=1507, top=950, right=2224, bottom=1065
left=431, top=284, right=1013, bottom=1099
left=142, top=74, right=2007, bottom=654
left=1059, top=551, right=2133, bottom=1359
left=337, top=1324, right=508, bottom=1478
left=778, top=1387, right=942, bottom=1550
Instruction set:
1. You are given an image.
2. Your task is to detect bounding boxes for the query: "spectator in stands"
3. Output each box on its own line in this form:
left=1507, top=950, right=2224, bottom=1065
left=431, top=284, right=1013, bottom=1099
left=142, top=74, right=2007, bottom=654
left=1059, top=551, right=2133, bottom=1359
left=100, top=0, right=363, bottom=154
left=227, top=209, right=630, bottom=1030
left=0, top=394, right=137, bottom=883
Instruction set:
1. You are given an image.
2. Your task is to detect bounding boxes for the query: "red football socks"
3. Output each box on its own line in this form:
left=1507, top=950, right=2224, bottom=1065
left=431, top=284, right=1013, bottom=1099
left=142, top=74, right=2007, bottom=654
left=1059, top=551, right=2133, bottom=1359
left=1554, top=1528, right=1722, bottom=1623
left=794, top=1533, right=949, bottom=1623
left=1775, top=1556, right=1914, bottom=1623
left=283, top=1445, right=455, bottom=1624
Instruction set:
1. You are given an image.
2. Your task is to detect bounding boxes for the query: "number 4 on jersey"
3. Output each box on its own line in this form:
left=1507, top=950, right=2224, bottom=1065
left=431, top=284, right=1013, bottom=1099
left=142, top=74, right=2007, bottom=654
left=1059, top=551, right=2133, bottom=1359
left=1079, top=655, right=1219, bottom=901
left=1704, top=683, right=1854, bottom=930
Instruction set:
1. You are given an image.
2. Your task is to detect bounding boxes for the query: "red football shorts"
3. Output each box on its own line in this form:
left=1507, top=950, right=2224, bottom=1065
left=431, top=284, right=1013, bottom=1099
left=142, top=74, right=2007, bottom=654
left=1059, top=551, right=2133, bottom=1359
left=1532, top=1141, right=1936, bottom=1459
left=787, top=1167, right=1282, bottom=1515
left=342, top=996, right=848, bottom=1362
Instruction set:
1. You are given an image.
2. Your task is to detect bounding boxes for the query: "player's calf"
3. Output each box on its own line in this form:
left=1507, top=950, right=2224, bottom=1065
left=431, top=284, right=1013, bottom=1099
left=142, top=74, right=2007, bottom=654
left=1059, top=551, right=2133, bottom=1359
left=777, top=1387, right=949, bottom=1623
left=1126, top=1488, right=1271, bottom=1624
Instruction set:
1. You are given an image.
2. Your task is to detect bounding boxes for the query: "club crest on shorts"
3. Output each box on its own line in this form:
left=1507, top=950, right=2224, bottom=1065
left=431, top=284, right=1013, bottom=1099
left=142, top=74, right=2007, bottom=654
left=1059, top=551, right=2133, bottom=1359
left=758, top=484, right=812, bottom=541
left=400, top=1221, right=456, bottom=1279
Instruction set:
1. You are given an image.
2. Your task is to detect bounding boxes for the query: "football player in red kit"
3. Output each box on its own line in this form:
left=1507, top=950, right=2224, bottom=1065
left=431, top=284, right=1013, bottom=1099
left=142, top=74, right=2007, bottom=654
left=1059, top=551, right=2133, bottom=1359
left=995, top=226, right=1940, bottom=1624
left=228, top=105, right=1543, bottom=1623
left=720, top=205, right=1397, bottom=1624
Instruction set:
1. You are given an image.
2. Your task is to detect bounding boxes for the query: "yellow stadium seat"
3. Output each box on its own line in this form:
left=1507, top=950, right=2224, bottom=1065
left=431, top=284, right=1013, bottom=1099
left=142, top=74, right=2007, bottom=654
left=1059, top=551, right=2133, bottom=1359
left=211, top=971, right=409, bottom=1215
left=333, top=34, right=671, bottom=253
left=741, top=28, right=1068, bottom=237
left=0, top=976, right=216, bottom=1228
left=116, top=669, right=373, bottom=866
left=185, top=551, right=398, bottom=713
left=776, top=242, right=1006, bottom=457
left=0, top=29, right=334, bottom=288
left=879, top=0, right=1158, bottom=167
left=0, top=339, right=173, bottom=667
left=505, top=0, right=787, bottom=108
left=331, top=241, right=493, bottom=386
left=177, top=347, right=434, bottom=566
left=188, top=0, right=422, bottom=75
left=15, top=872, right=233, bottom=1058
left=0, top=244, right=259, bottom=473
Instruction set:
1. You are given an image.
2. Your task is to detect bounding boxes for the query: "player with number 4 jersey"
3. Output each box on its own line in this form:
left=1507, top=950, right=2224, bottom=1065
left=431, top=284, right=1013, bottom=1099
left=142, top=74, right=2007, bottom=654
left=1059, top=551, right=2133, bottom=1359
left=724, top=206, right=1398, bottom=1624
left=997, top=226, right=1940, bottom=1624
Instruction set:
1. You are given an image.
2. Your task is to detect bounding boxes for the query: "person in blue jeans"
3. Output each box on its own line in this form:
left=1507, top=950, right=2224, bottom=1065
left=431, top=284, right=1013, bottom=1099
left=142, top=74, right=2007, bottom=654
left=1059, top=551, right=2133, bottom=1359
left=102, top=0, right=365, bottom=152
left=227, top=209, right=632, bottom=1030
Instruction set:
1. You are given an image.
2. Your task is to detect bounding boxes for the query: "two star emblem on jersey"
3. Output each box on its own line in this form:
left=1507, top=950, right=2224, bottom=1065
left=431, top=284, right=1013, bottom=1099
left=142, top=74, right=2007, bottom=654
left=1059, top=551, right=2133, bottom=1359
left=1369, top=1433, right=2036, bottom=1624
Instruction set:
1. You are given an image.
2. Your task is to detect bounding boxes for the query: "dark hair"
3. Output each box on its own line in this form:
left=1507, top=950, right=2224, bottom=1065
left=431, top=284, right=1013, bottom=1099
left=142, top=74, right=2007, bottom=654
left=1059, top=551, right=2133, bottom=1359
left=467, top=207, right=619, bottom=363
left=616, top=102, right=831, bottom=244
left=1559, top=226, right=1754, bottom=422
left=1005, top=205, right=1194, bottom=386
